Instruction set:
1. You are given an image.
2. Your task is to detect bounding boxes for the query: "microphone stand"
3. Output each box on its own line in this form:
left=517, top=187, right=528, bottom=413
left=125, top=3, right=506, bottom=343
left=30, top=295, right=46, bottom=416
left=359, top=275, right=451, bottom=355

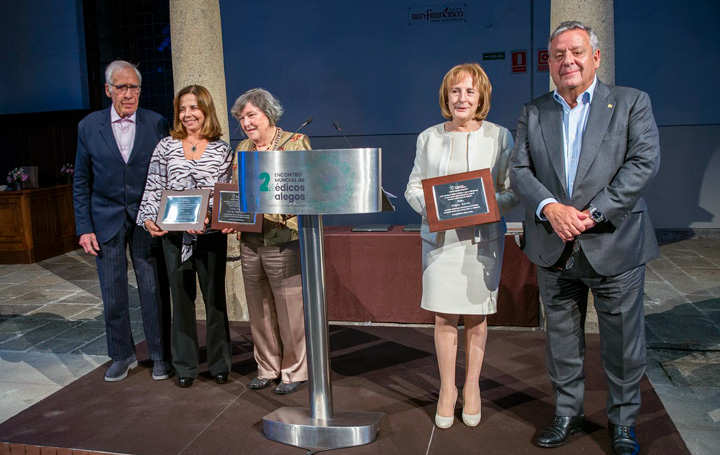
left=277, top=117, right=313, bottom=150
left=332, top=121, right=353, bottom=148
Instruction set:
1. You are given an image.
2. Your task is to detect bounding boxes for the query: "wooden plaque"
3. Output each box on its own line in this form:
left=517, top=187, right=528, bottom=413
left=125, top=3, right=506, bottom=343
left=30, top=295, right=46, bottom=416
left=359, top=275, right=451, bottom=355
left=421, top=169, right=499, bottom=233
left=210, top=183, right=263, bottom=232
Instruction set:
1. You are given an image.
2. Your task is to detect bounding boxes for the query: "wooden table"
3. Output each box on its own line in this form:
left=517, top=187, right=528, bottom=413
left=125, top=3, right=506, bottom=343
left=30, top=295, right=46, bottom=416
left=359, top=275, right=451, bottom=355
left=323, top=225, right=539, bottom=327
left=0, top=184, right=78, bottom=263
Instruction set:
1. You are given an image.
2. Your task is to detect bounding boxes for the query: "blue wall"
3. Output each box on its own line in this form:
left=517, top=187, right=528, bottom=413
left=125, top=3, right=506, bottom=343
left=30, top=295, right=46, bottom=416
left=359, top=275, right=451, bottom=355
left=0, top=0, right=87, bottom=114
left=615, top=0, right=720, bottom=126
left=220, top=0, right=550, bottom=225
left=220, top=0, right=720, bottom=229
left=613, top=0, right=720, bottom=228
left=221, top=0, right=547, bottom=137
left=3, top=0, right=719, bottom=228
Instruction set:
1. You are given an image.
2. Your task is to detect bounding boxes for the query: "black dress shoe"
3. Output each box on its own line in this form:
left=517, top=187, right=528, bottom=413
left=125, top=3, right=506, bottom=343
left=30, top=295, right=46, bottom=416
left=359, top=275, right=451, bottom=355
left=274, top=381, right=305, bottom=395
left=178, top=377, right=194, bottom=388
left=248, top=376, right=276, bottom=389
left=608, top=423, right=640, bottom=455
left=537, top=415, right=585, bottom=448
left=214, top=372, right=229, bottom=384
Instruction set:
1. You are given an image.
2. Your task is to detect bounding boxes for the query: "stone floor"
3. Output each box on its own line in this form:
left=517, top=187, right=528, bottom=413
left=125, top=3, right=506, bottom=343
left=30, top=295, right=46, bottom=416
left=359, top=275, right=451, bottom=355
left=643, top=239, right=720, bottom=455
left=1, top=239, right=719, bottom=454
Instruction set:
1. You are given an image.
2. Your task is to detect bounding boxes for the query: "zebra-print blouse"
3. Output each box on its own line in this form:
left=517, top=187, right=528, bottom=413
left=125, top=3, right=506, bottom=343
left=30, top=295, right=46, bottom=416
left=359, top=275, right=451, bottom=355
left=136, top=136, right=233, bottom=226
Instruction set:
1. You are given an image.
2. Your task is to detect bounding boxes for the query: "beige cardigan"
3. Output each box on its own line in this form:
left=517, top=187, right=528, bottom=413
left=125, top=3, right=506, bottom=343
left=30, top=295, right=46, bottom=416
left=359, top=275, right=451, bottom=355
left=232, top=129, right=311, bottom=246
left=405, top=121, right=519, bottom=244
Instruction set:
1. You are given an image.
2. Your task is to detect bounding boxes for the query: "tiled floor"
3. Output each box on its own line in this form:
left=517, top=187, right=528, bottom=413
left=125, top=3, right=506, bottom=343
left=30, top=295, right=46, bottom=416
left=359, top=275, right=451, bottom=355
left=0, top=251, right=146, bottom=356
left=642, top=239, right=720, bottom=455
left=0, top=251, right=140, bottom=423
left=1, top=239, right=719, bottom=454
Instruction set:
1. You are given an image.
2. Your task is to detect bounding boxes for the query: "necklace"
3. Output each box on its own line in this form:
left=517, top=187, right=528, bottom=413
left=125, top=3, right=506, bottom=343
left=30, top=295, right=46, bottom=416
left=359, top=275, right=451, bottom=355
left=187, top=138, right=203, bottom=153
left=252, top=127, right=283, bottom=151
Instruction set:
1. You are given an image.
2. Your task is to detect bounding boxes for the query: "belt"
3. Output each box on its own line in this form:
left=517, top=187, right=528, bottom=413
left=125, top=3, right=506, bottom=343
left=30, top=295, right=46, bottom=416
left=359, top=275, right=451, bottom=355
left=553, top=237, right=580, bottom=271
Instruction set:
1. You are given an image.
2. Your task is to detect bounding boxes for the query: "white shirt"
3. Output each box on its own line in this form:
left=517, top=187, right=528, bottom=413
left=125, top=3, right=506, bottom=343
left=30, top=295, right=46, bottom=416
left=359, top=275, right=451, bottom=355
left=110, top=108, right=137, bottom=163
left=536, top=77, right=597, bottom=219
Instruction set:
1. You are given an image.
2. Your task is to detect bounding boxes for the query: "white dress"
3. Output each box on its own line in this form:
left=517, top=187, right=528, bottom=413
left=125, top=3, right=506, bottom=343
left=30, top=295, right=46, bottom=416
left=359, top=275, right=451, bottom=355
left=405, top=121, right=519, bottom=315
left=420, top=131, right=504, bottom=315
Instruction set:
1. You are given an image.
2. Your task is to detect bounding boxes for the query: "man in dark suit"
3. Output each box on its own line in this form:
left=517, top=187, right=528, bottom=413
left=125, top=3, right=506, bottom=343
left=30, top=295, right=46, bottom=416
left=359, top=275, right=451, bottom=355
left=74, top=60, right=172, bottom=382
left=510, top=21, right=660, bottom=455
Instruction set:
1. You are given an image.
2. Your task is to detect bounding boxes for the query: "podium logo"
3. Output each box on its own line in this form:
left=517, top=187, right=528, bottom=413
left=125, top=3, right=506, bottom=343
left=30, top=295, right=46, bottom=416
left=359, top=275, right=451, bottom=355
left=408, top=4, right=466, bottom=25
left=259, top=172, right=270, bottom=191
left=259, top=171, right=307, bottom=203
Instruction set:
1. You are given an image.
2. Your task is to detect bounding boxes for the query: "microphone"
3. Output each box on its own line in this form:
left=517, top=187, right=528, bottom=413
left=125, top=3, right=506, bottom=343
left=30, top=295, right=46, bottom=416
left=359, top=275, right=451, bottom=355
left=332, top=121, right=354, bottom=148
left=277, top=117, right=313, bottom=150
left=332, top=120, right=395, bottom=212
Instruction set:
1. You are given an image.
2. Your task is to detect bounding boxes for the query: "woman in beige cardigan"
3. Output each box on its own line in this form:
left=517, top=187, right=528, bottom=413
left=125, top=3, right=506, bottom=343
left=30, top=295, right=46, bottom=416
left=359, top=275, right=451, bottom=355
left=230, top=88, right=310, bottom=395
left=405, top=63, right=519, bottom=428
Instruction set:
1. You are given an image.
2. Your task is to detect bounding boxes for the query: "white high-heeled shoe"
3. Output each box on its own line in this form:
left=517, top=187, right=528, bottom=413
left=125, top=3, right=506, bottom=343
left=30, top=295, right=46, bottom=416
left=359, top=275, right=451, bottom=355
left=434, top=387, right=458, bottom=429
left=462, top=388, right=481, bottom=426
left=462, top=408, right=481, bottom=427
left=435, top=411, right=455, bottom=429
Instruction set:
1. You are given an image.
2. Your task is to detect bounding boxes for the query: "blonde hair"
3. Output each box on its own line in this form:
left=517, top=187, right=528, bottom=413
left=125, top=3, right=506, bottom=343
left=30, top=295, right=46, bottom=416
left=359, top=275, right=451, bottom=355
left=439, top=63, right=492, bottom=121
left=170, top=85, right=223, bottom=140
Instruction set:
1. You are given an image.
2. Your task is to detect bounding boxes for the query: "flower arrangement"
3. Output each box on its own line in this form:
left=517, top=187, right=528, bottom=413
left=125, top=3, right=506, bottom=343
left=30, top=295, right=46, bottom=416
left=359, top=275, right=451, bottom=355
left=6, top=167, right=29, bottom=184
left=60, top=163, right=75, bottom=176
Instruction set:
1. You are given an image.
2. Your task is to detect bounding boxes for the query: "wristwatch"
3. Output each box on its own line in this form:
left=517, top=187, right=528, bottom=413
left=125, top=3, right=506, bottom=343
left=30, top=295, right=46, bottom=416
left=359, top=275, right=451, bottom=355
left=589, top=204, right=605, bottom=223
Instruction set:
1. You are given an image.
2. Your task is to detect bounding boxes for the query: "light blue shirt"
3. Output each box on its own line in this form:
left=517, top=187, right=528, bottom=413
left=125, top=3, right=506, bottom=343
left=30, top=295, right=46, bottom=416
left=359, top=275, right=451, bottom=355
left=536, top=77, right=598, bottom=219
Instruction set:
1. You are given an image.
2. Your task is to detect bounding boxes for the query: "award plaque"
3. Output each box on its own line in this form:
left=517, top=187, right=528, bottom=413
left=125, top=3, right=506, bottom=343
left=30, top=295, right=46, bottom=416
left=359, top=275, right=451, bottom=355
left=156, top=188, right=211, bottom=231
left=210, top=183, right=263, bottom=232
left=421, top=169, right=499, bottom=233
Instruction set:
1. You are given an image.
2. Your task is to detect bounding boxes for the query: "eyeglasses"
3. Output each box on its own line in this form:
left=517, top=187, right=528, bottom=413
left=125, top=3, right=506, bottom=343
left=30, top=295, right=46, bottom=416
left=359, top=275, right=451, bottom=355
left=109, top=84, right=141, bottom=94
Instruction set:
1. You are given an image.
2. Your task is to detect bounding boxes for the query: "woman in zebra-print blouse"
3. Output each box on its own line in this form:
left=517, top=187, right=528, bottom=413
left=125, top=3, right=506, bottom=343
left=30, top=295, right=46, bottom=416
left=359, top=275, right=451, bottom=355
left=137, top=85, right=233, bottom=388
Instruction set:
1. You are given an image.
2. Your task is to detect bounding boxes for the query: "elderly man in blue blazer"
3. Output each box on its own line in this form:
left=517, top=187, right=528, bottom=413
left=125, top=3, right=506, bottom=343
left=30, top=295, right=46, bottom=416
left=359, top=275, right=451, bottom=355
left=510, top=22, right=660, bottom=455
left=74, top=60, right=172, bottom=382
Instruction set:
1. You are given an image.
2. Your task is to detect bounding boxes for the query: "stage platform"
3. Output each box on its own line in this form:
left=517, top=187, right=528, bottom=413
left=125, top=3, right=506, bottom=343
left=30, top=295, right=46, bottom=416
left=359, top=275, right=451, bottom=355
left=0, top=323, right=687, bottom=455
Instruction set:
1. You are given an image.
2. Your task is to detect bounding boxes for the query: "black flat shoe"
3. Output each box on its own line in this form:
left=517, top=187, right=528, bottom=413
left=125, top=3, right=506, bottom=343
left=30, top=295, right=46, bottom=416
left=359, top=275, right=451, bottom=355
left=248, top=376, right=276, bottom=389
left=608, top=423, right=640, bottom=455
left=274, top=381, right=306, bottom=395
left=537, top=415, right=585, bottom=448
left=178, top=377, right=194, bottom=388
left=214, top=372, right=229, bottom=384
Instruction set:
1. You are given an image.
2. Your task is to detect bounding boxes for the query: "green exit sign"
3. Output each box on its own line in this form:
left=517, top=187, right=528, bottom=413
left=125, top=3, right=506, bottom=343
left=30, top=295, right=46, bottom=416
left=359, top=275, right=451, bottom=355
left=483, top=52, right=505, bottom=60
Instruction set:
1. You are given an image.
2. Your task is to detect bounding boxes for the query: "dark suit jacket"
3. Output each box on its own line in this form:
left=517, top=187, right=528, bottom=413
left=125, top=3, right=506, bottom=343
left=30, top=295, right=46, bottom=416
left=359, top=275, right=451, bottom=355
left=509, top=80, right=660, bottom=276
left=74, top=107, right=169, bottom=244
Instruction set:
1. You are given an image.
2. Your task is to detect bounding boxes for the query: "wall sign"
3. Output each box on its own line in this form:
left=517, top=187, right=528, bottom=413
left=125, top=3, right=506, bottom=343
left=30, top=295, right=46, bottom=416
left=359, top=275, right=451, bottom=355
left=512, top=50, right=527, bottom=73
left=408, top=4, right=467, bottom=25
left=537, top=49, right=549, bottom=72
left=483, top=52, right=505, bottom=60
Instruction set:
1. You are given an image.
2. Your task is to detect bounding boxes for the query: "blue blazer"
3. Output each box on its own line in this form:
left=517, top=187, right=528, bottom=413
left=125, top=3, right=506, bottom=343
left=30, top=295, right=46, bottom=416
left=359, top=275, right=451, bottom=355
left=74, top=107, right=169, bottom=244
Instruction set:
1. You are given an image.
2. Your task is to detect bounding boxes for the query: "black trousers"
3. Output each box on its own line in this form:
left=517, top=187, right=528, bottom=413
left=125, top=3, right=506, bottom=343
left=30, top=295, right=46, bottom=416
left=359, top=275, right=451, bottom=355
left=162, top=232, right=232, bottom=378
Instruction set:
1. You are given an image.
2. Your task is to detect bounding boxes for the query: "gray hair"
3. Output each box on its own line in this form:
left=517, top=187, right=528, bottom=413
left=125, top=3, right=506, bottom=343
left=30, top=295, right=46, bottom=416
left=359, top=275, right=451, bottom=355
left=105, top=60, right=142, bottom=86
left=549, top=21, right=599, bottom=52
left=230, top=88, right=284, bottom=126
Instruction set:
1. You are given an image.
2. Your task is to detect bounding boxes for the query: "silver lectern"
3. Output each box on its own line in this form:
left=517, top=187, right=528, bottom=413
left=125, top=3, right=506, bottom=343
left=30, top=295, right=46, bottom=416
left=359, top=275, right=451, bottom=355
left=237, top=148, right=385, bottom=450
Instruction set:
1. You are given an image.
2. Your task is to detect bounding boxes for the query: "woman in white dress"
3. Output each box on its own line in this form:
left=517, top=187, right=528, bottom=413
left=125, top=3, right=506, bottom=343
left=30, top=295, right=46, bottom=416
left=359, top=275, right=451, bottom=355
left=405, top=63, right=519, bottom=429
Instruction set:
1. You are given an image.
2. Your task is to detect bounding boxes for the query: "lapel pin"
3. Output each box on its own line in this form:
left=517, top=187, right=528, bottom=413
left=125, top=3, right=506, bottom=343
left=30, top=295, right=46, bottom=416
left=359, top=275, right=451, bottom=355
left=608, top=104, right=613, bottom=108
